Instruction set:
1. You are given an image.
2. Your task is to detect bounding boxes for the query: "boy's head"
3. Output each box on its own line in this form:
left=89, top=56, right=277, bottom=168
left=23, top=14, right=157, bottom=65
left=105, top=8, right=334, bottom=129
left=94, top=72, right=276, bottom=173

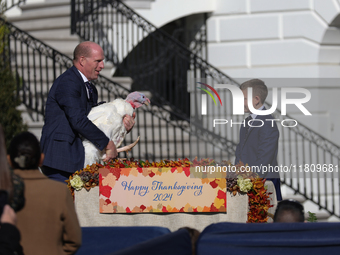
left=274, top=199, right=305, bottom=223
left=8, top=132, right=43, bottom=170
left=240, top=79, right=268, bottom=113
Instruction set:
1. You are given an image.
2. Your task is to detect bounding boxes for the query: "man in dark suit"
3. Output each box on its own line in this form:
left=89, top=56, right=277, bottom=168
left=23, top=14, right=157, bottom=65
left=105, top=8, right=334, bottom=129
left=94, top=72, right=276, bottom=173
left=235, top=79, right=282, bottom=200
left=40, top=41, right=135, bottom=182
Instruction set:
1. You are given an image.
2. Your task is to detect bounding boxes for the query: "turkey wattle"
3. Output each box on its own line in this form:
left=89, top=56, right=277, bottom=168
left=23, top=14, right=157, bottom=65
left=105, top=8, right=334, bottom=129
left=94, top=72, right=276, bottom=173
left=83, top=91, right=150, bottom=167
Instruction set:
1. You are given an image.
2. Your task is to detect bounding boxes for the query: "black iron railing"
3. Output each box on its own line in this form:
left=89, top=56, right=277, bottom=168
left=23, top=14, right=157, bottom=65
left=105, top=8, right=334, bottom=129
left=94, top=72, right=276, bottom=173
left=4, top=22, right=73, bottom=121
left=71, top=0, right=340, bottom=218
left=1, top=0, right=26, bottom=12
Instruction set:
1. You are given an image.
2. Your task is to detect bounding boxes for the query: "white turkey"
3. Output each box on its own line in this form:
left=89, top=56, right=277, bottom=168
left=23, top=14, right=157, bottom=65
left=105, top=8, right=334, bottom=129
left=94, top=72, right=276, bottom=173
left=83, top=91, right=150, bottom=167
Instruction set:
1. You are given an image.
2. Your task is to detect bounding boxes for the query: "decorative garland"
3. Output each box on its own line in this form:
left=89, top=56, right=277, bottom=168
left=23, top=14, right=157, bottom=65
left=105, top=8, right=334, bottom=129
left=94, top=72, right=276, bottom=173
left=247, top=177, right=272, bottom=223
left=66, top=158, right=273, bottom=223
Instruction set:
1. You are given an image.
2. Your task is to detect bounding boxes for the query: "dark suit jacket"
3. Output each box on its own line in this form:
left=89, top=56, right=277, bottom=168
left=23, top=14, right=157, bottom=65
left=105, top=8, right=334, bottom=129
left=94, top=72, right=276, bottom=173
left=235, top=108, right=282, bottom=200
left=40, top=66, right=109, bottom=173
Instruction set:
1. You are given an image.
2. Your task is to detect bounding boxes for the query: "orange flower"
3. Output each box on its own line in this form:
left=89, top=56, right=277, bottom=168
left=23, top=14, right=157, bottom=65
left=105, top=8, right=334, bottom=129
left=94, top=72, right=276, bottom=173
left=247, top=177, right=272, bottom=223
left=253, top=179, right=264, bottom=189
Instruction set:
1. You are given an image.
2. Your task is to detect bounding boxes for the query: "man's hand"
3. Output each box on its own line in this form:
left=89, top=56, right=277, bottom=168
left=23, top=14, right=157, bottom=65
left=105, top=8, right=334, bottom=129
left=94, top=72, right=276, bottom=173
left=123, top=112, right=136, bottom=134
left=1, top=205, right=16, bottom=226
left=104, top=140, right=118, bottom=162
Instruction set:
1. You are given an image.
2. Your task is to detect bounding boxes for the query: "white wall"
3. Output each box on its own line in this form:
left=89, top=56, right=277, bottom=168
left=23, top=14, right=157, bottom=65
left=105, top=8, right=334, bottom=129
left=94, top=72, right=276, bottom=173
left=205, top=0, right=340, bottom=145
left=130, top=0, right=215, bottom=27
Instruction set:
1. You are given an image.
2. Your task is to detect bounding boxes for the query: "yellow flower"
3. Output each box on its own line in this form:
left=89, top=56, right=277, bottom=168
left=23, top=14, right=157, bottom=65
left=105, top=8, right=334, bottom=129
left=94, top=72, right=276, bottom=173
left=70, top=175, right=84, bottom=191
left=237, top=175, right=253, bottom=193
left=253, top=179, right=264, bottom=189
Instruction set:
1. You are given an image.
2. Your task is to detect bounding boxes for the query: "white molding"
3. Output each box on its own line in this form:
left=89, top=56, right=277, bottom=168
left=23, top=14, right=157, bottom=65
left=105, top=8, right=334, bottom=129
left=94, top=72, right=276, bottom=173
left=133, top=0, right=215, bottom=27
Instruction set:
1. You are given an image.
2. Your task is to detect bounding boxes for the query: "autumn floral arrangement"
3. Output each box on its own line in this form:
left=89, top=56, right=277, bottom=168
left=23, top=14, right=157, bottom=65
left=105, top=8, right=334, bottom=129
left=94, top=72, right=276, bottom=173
left=66, top=158, right=272, bottom=222
left=225, top=163, right=273, bottom=223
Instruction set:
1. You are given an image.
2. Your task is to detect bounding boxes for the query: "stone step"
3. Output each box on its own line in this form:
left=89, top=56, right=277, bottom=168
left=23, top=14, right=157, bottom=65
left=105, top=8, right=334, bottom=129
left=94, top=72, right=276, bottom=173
left=10, top=16, right=71, bottom=31
left=20, top=0, right=70, bottom=11
left=28, top=29, right=79, bottom=41
left=8, top=3, right=70, bottom=22
left=281, top=194, right=307, bottom=204
left=99, top=76, right=133, bottom=91
left=33, top=40, right=78, bottom=56
left=124, top=0, right=155, bottom=9
left=7, top=1, right=77, bottom=59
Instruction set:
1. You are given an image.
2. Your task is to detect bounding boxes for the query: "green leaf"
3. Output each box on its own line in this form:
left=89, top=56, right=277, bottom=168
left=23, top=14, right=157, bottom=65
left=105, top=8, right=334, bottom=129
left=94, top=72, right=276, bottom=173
left=122, top=162, right=130, bottom=168
left=307, top=211, right=318, bottom=222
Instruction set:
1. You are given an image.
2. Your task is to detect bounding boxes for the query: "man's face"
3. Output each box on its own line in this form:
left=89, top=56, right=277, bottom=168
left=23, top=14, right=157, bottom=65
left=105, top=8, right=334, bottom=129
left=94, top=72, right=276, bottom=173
left=242, top=89, right=260, bottom=113
left=82, top=45, right=105, bottom=81
left=242, top=89, right=251, bottom=113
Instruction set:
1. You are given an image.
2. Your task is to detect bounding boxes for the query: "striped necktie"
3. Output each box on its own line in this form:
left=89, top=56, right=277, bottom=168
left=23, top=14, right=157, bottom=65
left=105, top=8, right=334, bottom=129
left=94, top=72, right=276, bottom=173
left=244, top=115, right=252, bottom=138
left=85, top=81, right=94, bottom=103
